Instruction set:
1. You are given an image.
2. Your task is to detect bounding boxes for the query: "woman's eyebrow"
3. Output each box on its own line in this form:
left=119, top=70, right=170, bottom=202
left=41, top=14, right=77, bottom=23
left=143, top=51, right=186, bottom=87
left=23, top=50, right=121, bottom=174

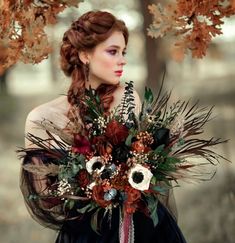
left=108, top=45, right=126, bottom=50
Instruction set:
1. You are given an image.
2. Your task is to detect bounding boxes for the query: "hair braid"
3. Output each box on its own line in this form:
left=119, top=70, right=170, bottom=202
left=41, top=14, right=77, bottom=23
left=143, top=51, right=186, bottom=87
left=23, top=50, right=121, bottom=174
left=60, top=10, right=128, bottom=123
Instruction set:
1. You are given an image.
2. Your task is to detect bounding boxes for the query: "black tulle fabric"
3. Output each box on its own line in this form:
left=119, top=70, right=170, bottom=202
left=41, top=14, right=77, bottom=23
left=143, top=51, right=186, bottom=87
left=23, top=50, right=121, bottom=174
left=55, top=202, right=187, bottom=243
left=20, top=150, right=187, bottom=243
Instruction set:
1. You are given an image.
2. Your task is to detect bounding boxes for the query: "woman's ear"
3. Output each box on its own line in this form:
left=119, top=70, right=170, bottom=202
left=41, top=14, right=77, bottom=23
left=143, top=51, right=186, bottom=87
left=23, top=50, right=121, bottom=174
left=78, top=50, right=90, bottom=64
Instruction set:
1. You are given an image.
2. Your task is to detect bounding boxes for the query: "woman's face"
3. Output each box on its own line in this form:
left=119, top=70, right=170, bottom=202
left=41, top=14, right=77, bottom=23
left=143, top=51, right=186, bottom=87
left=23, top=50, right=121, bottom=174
left=85, top=31, right=127, bottom=89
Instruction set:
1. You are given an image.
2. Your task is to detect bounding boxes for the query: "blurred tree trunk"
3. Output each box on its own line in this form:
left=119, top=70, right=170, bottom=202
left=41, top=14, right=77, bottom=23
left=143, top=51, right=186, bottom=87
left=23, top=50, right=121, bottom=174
left=138, top=0, right=166, bottom=91
left=49, top=28, right=58, bottom=83
left=0, top=70, right=8, bottom=94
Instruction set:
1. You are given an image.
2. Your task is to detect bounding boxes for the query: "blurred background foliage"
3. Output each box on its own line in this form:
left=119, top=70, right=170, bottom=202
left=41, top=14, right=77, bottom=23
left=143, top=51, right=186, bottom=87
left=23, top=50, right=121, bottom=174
left=0, top=0, right=234, bottom=242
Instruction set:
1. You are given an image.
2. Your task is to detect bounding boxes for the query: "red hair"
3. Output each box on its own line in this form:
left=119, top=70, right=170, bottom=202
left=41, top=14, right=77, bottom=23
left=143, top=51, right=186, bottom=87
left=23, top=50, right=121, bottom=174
left=60, top=10, right=129, bottom=120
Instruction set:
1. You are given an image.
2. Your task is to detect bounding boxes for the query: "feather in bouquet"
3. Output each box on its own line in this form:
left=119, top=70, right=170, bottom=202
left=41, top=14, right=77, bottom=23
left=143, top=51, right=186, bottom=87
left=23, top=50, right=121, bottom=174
left=18, top=81, right=228, bottom=239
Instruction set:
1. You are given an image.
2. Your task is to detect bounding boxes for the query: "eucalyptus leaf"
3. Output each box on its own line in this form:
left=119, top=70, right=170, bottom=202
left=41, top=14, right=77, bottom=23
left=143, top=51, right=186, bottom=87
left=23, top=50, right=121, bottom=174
left=72, top=163, right=80, bottom=175
left=77, top=203, right=97, bottom=214
left=154, top=144, right=165, bottom=154
left=151, top=185, right=168, bottom=194
left=125, top=134, right=133, bottom=146
left=65, top=199, right=75, bottom=210
left=146, top=195, right=159, bottom=227
left=91, top=209, right=102, bottom=235
left=150, top=203, right=158, bottom=227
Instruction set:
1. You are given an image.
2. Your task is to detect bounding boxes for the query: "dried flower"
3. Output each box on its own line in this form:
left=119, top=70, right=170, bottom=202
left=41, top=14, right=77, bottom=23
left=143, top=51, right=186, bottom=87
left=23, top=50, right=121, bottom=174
left=131, top=141, right=146, bottom=153
left=57, top=178, right=71, bottom=196
left=104, top=188, right=117, bottom=201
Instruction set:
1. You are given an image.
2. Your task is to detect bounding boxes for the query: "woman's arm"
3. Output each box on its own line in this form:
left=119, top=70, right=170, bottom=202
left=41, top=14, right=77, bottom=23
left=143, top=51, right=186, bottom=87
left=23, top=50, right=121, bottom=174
left=23, top=106, right=61, bottom=208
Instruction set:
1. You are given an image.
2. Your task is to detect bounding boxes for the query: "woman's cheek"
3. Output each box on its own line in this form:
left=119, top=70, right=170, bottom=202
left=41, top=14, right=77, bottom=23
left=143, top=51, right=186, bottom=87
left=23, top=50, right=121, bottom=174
left=103, top=56, right=115, bottom=69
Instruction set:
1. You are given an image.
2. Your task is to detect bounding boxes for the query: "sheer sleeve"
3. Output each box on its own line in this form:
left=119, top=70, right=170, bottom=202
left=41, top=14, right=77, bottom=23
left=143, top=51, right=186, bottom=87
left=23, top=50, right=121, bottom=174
left=20, top=149, right=65, bottom=230
left=157, top=182, right=178, bottom=222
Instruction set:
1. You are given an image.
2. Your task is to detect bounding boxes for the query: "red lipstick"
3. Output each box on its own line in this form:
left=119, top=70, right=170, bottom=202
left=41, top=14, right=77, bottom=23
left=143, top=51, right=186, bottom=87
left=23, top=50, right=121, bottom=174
left=115, top=70, right=123, bottom=76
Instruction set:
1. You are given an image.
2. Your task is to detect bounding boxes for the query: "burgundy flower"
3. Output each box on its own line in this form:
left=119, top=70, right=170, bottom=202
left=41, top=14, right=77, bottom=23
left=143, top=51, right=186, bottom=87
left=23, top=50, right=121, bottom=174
left=76, top=169, right=90, bottom=188
left=105, top=120, right=129, bottom=145
left=92, top=185, right=111, bottom=207
left=72, top=133, right=92, bottom=155
left=126, top=186, right=141, bottom=203
left=91, top=135, right=113, bottom=156
left=124, top=186, right=141, bottom=214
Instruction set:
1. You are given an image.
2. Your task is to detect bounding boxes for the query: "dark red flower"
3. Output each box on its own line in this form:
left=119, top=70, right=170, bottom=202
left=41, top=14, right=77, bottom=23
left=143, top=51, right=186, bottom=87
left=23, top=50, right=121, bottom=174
left=91, top=135, right=113, bottom=156
left=131, top=141, right=151, bottom=153
left=92, top=185, right=111, bottom=207
left=123, top=186, right=141, bottom=214
left=131, top=141, right=145, bottom=153
left=76, top=169, right=90, bottom=188
left=126, top=186, right=141, bottom=203
left=105, top=120, right=129, bottom=145
left=72, top=133, right=92, bottom=154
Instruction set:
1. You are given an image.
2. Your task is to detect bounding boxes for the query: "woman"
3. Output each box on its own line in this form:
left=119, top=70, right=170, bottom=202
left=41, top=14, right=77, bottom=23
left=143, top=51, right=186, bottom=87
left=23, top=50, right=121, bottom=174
left=21, top=10, right=187, bottom=243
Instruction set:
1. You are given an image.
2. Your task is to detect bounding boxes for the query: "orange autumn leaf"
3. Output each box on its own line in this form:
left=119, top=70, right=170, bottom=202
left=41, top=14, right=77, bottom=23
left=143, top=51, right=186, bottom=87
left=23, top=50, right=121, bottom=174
left=148, top=0, right=235, bottom=60
left=0, top=0, right=84, bottom=75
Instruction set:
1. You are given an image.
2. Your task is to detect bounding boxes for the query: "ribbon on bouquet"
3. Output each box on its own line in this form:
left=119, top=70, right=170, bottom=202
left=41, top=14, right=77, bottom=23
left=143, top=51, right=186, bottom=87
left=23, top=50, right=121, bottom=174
left=119, top=210, right=135, bottom=243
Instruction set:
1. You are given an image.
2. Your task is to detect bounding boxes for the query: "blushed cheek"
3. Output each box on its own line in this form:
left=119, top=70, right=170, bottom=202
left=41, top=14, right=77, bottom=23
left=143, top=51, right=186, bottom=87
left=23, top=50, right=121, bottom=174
left=102, top=57, right=115, bottom=69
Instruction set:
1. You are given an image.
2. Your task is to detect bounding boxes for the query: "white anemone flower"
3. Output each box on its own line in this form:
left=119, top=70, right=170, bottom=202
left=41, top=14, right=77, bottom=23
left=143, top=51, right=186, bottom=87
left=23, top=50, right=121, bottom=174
left=86, top=156, right=105, bottom=174
left=128, top=164, right=153, bottom=191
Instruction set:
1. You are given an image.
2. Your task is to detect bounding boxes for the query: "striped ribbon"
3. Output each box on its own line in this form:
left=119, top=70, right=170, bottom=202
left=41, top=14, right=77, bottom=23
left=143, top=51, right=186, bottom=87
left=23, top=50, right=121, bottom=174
left=119, top=210, right=135, bottom=243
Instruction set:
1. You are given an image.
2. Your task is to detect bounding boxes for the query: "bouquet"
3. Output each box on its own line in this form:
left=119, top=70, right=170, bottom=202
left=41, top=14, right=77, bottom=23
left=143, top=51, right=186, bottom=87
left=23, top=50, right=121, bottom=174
left=18, top=81, right=227, bottom=239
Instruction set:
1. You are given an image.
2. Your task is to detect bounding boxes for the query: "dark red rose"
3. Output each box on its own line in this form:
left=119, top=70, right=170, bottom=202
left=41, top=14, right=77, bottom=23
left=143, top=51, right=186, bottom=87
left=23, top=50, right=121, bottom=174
left=76, top=169, right=90, bottom=188
left=72, top=133, right=92, bottom=155
left=92, top=185, right=111, bottom=207
left=91, top=135, right=113, bottom=156
left=105, top=120, right=129, bottom=145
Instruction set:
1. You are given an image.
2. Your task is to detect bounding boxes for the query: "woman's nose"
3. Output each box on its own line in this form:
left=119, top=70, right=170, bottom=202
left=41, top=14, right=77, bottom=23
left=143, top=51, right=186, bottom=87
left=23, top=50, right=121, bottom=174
left=118, top=55, right=126, bottom=66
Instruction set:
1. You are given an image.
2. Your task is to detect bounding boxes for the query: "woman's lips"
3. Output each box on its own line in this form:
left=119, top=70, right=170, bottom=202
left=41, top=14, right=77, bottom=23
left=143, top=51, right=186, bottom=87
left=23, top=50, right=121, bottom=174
left=115, top=71, right=123, bottom=76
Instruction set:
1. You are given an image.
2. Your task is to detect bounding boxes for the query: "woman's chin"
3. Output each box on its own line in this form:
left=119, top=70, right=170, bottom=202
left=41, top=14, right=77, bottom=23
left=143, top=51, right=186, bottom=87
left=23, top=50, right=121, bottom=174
left=105, top=79, right=120, bottom=86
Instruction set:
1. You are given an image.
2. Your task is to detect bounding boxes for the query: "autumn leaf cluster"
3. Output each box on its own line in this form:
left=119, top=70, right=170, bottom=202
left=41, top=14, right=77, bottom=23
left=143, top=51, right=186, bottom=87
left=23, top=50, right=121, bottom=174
left=148, top=0, right=235, bottom=61
left=0, top=0, right=83, bottom=74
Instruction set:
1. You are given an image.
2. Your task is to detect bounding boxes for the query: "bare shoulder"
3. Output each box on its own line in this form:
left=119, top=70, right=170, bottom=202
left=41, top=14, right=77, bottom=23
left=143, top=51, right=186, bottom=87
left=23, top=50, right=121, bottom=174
left=110, top=84, right=142, bottom=114
left=25, top=96, right=70, bottom=148
left=26, top=96, right=69, bottom=122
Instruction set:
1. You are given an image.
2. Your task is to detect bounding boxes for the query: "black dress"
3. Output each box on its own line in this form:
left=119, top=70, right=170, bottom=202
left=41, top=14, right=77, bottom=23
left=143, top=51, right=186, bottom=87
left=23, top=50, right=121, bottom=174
left=55, top=202, right=186, bottom=243
left=20, top=150, right=187, bottom=243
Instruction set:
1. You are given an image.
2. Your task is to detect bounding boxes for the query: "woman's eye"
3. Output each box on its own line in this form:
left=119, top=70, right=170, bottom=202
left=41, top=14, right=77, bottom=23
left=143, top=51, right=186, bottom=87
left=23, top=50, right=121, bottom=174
left=108, top=50, right=127, bottom=56
left=108, top=50, right=117, bottom=55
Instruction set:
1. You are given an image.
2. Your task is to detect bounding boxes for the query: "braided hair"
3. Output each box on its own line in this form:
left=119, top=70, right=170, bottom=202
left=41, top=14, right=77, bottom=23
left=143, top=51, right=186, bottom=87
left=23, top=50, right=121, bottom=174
left=60, top=10, right=129, bottom=121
